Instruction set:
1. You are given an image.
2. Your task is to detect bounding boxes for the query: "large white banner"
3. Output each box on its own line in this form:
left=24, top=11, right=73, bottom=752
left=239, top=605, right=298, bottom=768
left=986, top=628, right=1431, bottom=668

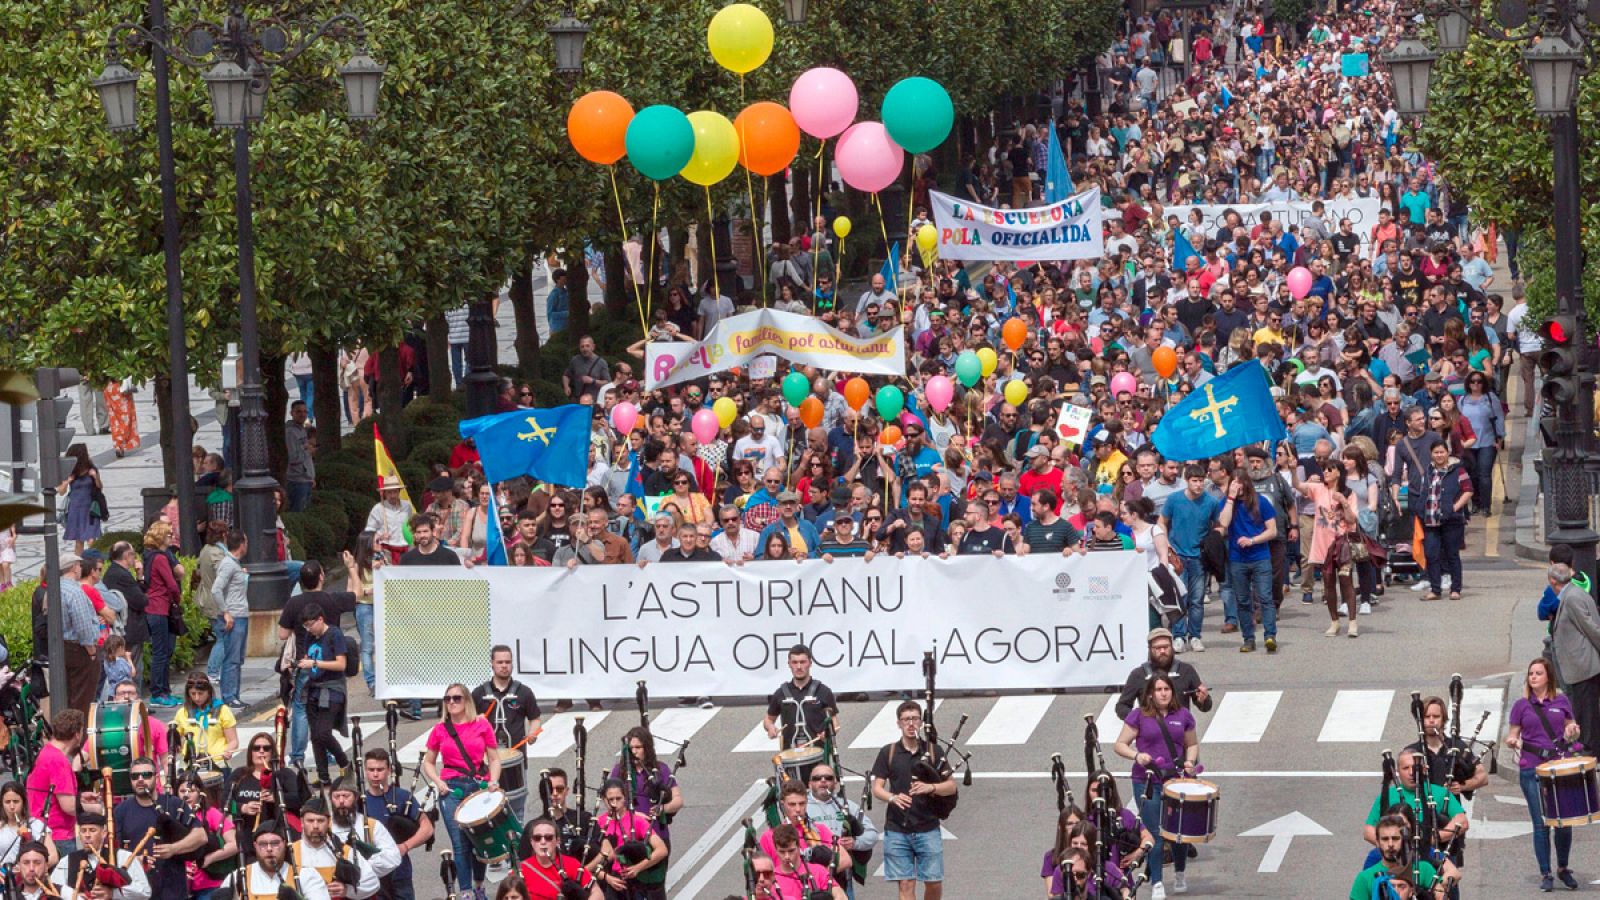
left=373, top=552, right=1146, bottom=700
left=644, top=308, right=905, bottom=389
left=1166, top=198, right=1384, bottom=256
left=930, top=188, right=1104, bottom=262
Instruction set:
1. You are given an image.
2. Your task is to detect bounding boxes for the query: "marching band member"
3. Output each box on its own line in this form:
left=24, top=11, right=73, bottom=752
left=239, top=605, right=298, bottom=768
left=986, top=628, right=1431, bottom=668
left=218, top=825, right=331, bottom=900
left=1113, top=630, right=1212, bottom=721
left=473, top=646, right=542, bottom=820
left=746, top=853, right=778, bottom=900
left=869, top=701, right=954, bottom=900
left=1, top=781, right=58, bottom=867
left=27, top=710, right=101, bottom=858
left=111, top=758, right=206, bottom=900
left=1112, top=674, right=1197, bottom=899
left=361, top=750, right=431, bottom=900
left=758, top=782, right=850, bottom=876
left=769, top=824, right=846, bottom=900
left=423, top=683, right=500, bottom=898
left=16, top=842, right=59, bottom=900
left=593, top=779, right=666, bottom=900
left=292, top=797, right=378, bottom=900
left=171, top=675, right=239, bottom=770
left=1404, top=697, right=1488, bottom=794
left=532, top=769, right=596, bottom=867
left=1081, top=776, right=1152, bottom=877
left=328, top=779, right=401, bottom=884
left=109, top=682, right=171, bottom=789
left=1041, top=806, right=1083, bottom=898
left=763, top=645, right=839, bottom=756
left=1349, top=815, right=1445, bottom=900
left=804, top=763, right=876, bottom=899
left=1505, top=656, right=1583, bottom=891
left=606, top=730, right=680, bottom=848
left=50, top=812, right=149, bottom=900
left=175, top=773, right=237, bottom=900
left=226, top=735, right=310, bottom=852
left=516, top=817, right=598, bottom=900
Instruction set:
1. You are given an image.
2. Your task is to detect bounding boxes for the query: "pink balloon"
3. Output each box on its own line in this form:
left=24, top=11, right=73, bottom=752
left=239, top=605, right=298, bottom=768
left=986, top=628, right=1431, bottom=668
left=925, top=375, right=954, bottom=413
left=834, top=122, right=904, bottom=194
left=790, top=67, right=859, bottom=139
left=610, top=401, right=639, bottom=434
left=1286, top=266, right=1314, bottom=300
left=690, top=408, right=721, bottom=444
left=1110, top=372, right=1138, bottom=398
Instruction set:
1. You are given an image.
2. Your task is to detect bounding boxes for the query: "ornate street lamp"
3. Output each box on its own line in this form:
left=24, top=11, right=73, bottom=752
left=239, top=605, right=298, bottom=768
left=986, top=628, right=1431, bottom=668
left=93, top=62, right=141, bottom=132
left=1523, top=33, right=1583, bottom=116
left=1382, top=37, right=1437, bottom=118
left=203, top=60, right=252, bottom=128
left=339, top=52, right=386, bottom=120
left=1434, top=9, right=1469, bottom=52
left=548, top=8, right=590, bottom=76
left=783, top=0, right=809, bottom=26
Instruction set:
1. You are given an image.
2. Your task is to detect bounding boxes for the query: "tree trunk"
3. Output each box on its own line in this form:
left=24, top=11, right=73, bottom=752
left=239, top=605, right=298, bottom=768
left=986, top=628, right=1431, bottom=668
left=790, top=164, right=812, bottom=237
left=566, top=248, right=592, bottom=338
left=309, top=346, right=341, bottom=454
left=376, top=344, right=408, bottom=458
left=262, top=354, right=288, bottom=485
left=603, top=244, right=631, bottom=324
left=768, top=174, right=792, bottom=244
left=152, top=373, right=177, bottom=488
left=425, top=312, right=452, bottom=404
left=669, top=225, right=689, bottom=286
left=508, top=261, right=540, bottom=377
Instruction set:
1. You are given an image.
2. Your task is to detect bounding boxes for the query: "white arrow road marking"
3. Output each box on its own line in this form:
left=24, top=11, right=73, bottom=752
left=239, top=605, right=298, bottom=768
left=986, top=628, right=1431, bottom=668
left=1237, top=811, right=1330, bottom=873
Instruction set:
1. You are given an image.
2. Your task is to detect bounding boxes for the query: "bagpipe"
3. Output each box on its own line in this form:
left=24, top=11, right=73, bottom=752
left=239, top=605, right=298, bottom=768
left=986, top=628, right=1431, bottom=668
left=1444, top=674, right=1496, bottom=794
left=377, top=703, right=429, bottom=847
left=1080, top=716, right=1143, bottom=870
left=632, top=682, right=687, bottom=826
left=915, top=650, right=971, bottom=821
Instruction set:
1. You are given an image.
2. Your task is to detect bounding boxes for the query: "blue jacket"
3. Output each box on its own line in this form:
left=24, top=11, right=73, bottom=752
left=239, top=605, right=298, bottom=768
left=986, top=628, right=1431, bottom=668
left=1408, top=462, right=1472, bottom=525
left=1541, top=571, right=1593, bottom=623
left=757, top=519, right=821, bottom=559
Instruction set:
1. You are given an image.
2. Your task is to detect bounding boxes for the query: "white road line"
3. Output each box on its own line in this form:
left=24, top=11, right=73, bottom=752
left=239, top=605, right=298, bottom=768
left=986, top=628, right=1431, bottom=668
left=648, top=707, right=719, bottom=750
left=1200, top=691, right=1281, bottom=743
left=969, top=696, right=1053, bottom=746
left=673, top=832, right=745, bottom=900
left=1317, top=690, right=1394, bottom=742
left=666, top=779, right=767, bottom=893
left=732, top=721, right=780, bottom=754
left=525, top=712, right=611, bottom=759
left=1458, top=687, right=1504, bottom=744
left=967, top=770, right=1381, bottom=778
left=849, top=700, right=944, bottom=749
left=1094, top=695, right=1124, bottom=742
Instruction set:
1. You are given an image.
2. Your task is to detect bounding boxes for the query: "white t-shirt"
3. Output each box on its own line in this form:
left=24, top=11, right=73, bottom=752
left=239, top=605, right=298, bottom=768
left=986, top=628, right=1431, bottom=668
left=1507, top=303, right=1542, bottom=354
left=732, top=434, right=785, bottom=471
left=698, top=293, right=735, bottom=331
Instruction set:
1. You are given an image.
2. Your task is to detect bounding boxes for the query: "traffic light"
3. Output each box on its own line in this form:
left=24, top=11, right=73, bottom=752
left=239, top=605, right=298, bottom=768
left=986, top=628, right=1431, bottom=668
left=34, top=367, right=79, bottom=491
left=1538, top=316, right=1580, bottom=446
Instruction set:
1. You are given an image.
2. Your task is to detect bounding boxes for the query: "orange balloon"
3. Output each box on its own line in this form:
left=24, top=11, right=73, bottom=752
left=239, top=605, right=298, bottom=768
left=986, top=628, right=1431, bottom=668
left=799, top=396, right=825, bottom=429
left=880, top=425, right=902, bottom=446
left=1153, top=345, right=1178, bottom=379
left=567, top=91, right=635, bottom=165
left=843, top=377, right=870, bottom=411
left=1001, top=318, right=1028, bottom=351
left=733, top=101, right=801, bottom=177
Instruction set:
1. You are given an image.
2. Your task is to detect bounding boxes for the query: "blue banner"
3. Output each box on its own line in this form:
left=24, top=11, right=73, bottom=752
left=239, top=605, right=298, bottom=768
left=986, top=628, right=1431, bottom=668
left=1151, top=362, right=1286, bottom=462
left=461, top=405, right=593, bottom=488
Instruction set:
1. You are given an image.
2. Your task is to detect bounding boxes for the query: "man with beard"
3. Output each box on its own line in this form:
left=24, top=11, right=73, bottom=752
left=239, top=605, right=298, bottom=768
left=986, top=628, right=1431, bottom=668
left=526, top=769, right=600, bottom=866
left=293, top=797, right=379, bottom=900
left=361, top=750, right=432, bottom=900
left=1363, top=752, right=1469, bottom=856
left=517, top=817, right=599, bottom=900
left=1348, top=815, right=1452, bottom=900
left=110, top=758, right=205, bottom=900
left=50, top=812, right=150, bottom=900
left=1113, top=629, right=1213, bottom=720
left=805, top=763, right=878, bottom=899
left=222, top=825, right=333, bottom=900
left=329, top=779, right=401, bottom=887
left=15, top=843, right=59, bottom=900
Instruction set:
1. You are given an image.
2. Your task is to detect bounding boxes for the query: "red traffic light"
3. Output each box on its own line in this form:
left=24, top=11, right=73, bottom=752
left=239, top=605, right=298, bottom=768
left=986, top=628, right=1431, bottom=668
left=1548, top=320, right=1570, bottom=343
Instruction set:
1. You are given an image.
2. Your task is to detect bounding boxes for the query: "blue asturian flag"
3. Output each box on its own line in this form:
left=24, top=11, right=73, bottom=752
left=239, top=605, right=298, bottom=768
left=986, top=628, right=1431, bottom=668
left=461, top=405, right=593, bottom=488
left=1044, top=120, right=1074, bottom=203
left=1150, top=362, right=1286, bottom=462
left=880, top=242, right=901, bottom=291
left=1172, top=227, right=1202, bottom=272
left=484, top=490, right=507, bottom=565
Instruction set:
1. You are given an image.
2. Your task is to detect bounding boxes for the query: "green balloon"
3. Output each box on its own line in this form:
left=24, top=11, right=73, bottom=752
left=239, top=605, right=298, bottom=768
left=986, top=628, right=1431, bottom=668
left=881, top=77, right=953, bottom=154
left=782, top=371, right=810, bottom=407
left=625, top=105, right=695, bottom=181
left=875, top=385, right=905, bottom=423
left=954, top=350, right=981, bottom=388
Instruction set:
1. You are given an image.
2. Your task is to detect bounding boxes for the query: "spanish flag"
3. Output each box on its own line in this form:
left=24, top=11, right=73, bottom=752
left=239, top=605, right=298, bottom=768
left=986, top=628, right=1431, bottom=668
left=374, top=423, right=414, bottom=544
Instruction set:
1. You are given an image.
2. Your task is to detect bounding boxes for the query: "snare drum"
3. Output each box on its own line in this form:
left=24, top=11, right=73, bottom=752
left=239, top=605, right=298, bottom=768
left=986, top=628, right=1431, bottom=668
left=88, top=702, right=146, bottom=795
left=455, top=788, right=522, bottom=864
left=195, top=768, right=226, bottom=808
left=496, top=748, right=526, bottom=794
left=1159, top=779, right=1220, bottom=844
left=1536, top=756, right=1600, bottom=828
left=776, top=746, right=824, bottom=785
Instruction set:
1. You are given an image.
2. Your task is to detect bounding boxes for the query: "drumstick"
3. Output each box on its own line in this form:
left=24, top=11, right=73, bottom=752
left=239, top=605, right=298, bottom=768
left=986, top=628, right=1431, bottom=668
left=508, top=726, right=544, bottom=752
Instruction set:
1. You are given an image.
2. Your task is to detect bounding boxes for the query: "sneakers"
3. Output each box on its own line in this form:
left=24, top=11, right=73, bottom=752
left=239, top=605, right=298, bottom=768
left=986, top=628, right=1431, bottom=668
left=1541, top=874, right=1554, bottom=892
left=1359, top=601, right=1372, bottom=615
left=1442, top=574, right=1453, bottom=591
left=1325, top=621, right=1341, bottom=637
left=1220, top=623, right=1239, bottom=634
left=1151, top=883, right=1168, bottom=900
left=1265, top=637, right=1277, bottom=653
left=1411, top=580, right=1429, bottom=592
left=1558, top=869, right=1578, bottom=890
left=1300, top=591, right=1314, bottom=605
left=1239, top=641, right=1255, bottom=653
left=1189, top=638, right=1206, bottom=653
left=1173, top=637, right=1188, bottom=653
left=1173, top=871, right=1188, bottom=893
left=151, top=694, right=181, bottom=708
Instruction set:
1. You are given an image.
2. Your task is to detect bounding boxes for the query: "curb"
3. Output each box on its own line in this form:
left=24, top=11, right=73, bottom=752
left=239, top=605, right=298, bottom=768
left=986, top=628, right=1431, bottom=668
left=1514, top=413, right=1547, bottom=562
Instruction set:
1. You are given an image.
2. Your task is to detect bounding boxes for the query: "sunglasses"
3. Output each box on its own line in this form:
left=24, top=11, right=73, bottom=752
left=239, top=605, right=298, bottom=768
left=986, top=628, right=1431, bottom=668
left=549, top=502, right=566, bottom=508
left=131, top=772, right=156, bottom=780
left=445, top=695, right=467, bottom=704
left=252, top=745, right=273, bottom=753
left=809, top=774, right=836, bottom=782
left=530, top=834, right=556, bottom=843
left=721, top=518, right=738, bottom=525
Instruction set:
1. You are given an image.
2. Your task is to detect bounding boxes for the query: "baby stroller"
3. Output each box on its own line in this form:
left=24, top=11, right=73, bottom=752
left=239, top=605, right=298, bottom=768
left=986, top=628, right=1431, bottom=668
left=1383, top=487, right=1422, bottom=585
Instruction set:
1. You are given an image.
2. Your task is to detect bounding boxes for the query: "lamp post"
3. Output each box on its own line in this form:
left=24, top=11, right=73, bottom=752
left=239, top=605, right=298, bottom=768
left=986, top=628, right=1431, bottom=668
left=1382, top=0, right=1595, bottom=580
left=96, top=2, right=383, bottom=611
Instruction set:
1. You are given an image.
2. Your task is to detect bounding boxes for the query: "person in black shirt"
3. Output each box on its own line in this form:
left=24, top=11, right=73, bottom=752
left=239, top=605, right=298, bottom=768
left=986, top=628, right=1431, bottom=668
left=474, top=645, right=542, bottom=817
left=399, top=513, right=468, bottom=566
left=955, top=500, right=1014, bottom=556
left=1330, top=219, right=1362, bottom=267
left=869, top=701, right=955, bottom=897
left=763, top=644, right=839, bottom=752
left=659, top=523, right=720, bottom=562
left=113, top=757, right=206, bottom=900
left=278, top=557, right=363, bottom=758
left=297, top=603, right=351, bottom=784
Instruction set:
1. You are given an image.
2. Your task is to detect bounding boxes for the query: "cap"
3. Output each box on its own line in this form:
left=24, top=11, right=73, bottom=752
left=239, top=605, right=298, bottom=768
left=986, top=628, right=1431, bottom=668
left=1425, top=371, right=1443, bottom=383
left=777, top=490, right=801, bottom=503
left=81, top=548, right=106, bottom=563
left=1027, top=445, right=1051, bottom=459
left=379, top=475, right=404, bottom=492
left=621, top=379, right=640, bottom=391
left=830, top=485, right=853, bottom=506
left=301, top=796, right=329, bottom=818
left=58, top=553, right=81, bottom=571
left=1147, top=628, right=1174, bottom=644
left=1090, top=375, right=1109, bottom=387
left=427, top=475, right=455, bottom=494
left=1243, top=445, right=1270, bottom=461
left=329, top=775, right=359, bottom=796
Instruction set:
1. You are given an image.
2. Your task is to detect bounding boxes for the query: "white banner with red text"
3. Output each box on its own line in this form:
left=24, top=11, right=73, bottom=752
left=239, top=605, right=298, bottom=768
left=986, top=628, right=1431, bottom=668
left=1165, top=197, right=1385, bottom=256
left=372, top=551, right=1146, bottom=700
left=930, top=188, right=1105, bottom=262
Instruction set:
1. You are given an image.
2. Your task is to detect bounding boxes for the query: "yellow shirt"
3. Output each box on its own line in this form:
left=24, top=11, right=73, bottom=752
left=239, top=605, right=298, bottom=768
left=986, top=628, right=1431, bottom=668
left=1252, top=326, right=1287, bottom=347
left=173, top=702, right=238, bottom=764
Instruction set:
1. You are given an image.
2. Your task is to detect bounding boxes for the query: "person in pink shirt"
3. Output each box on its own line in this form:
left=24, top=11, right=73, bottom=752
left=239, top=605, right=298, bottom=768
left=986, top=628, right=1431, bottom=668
left=759, top=781, right=850, bottom=874
left=25, top=710, right=103, bottom=854
left=423, top=682, right=501, bottom=898
left=770, top=823, right=846, bottom=900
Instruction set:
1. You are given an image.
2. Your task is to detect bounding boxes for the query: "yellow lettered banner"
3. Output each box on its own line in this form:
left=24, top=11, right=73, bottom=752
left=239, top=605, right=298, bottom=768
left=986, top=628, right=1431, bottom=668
left=644, top=308, right=905, bottom=389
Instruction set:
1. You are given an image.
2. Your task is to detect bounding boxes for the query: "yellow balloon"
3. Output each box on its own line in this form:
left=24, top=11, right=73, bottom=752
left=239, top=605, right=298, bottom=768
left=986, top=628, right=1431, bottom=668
left=833, top=216, right=852, bottom=239
left=707, top=3, right=774, bottom=75
left=916, top=223, right=938, bottom=253
left=713, top=396, right=739, bottom=429
left=1003, top=379, right=1029, bottom=407
left=977, top=347, right=998, bottom=377
left=680, top=110, right=740, bottom=187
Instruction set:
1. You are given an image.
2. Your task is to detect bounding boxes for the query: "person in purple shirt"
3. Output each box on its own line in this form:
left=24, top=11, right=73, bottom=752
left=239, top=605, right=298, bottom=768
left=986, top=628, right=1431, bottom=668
left=1505, top=657, right=1584, bottom=891
left=1113, top=675, right=1198, bottom=896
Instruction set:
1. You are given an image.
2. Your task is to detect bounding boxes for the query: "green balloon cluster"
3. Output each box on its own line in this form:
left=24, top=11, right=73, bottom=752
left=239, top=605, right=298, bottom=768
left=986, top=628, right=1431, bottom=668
left=781, top=371, right=810, bottom=407
left=626, top=105, right=696, bottom=181
left=954, top=350, right=981, bottom=387
left=875, top=385, right=904, bottom=423
left=881, top=77, right=953, bottom=155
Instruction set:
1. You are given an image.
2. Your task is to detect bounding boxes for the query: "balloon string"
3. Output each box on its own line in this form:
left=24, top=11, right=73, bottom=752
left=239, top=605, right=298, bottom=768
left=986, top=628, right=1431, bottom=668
left=646, top=182, right=661, bottom=323
left=609, top=165, right=648, bottom=337
left=740, top=75, right=767, bottom=307
left=835, top=232, right=845, bottom=292
left=904, top=165, right=916, bottom=301
left=873, top=192, right=898, bottom=297
left=704, top=185, right=721, bottom=308
left=812, top=139, right=826, bottom=300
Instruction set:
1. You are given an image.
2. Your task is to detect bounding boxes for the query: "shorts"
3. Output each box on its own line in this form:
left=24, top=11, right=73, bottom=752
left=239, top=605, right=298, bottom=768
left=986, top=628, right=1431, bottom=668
left=882, top=829, right=943, bottom=883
